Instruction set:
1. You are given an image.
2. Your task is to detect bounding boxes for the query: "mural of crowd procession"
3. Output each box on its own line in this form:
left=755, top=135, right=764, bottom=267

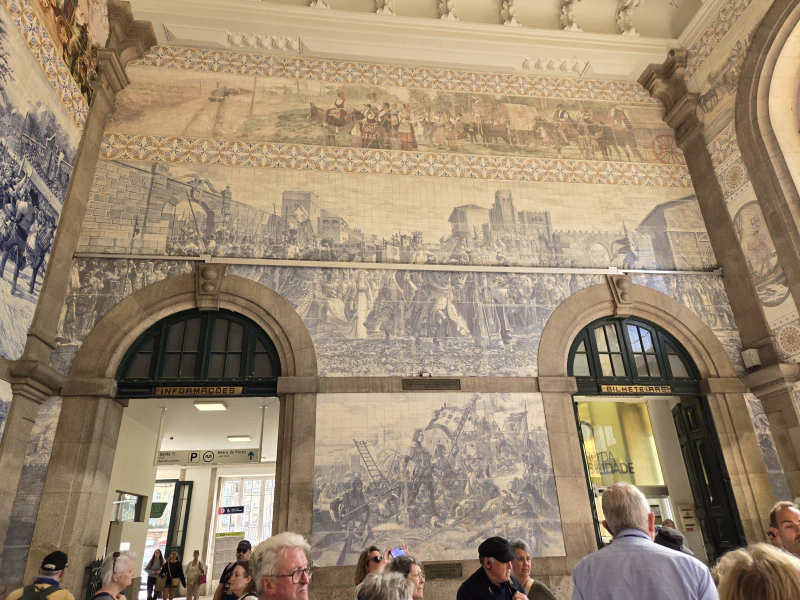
left=81, top=160, right=711, bottom=271
left=0, top=8, right=79, bottom=361
left=110, top=68, right=683, bottom=164
left=312, top=392, right=565, bottom=566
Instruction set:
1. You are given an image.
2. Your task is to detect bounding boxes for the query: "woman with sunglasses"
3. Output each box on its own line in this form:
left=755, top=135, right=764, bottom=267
left=227, top=561, right=258, bottom=600
left=160, top=550, right=186, bottom=600
left=93, top=552, right=135, bottom=600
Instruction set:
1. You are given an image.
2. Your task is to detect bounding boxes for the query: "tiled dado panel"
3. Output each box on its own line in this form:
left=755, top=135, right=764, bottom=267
left=50, top=258, right=744, bottom=378
left=313, top=392, right=565, bottom=567
left=0, top=6, right=80, bottom=361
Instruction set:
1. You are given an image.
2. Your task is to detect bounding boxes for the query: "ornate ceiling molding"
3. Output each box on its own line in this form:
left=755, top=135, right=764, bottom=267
left=375, top=0, right=394, bottom=15
left=522, top=56, right=591, bottom=76
left=227, top=33, right=302, bottom=52
left=559, top=0, right=582, bottom=32
left=616, top=0, right=644, bottom=37
left=501, top=1, right=521, bottom=27
left=439, top=0, right=458, bottom=21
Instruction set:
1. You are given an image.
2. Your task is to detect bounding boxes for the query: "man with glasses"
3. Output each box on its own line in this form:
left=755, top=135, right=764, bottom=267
left=214, top=541, right=252, bottom=600
left=457, top=537, right=526, bottom=600
left=252, top=532, right=313, bottom=600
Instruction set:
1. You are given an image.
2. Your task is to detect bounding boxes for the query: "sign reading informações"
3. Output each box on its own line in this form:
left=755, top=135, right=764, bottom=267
left=158, top=448, right=260, bottom=466
left=155, top=386, right=243, bottom=396
left=600, top=385, right=672, bottom=394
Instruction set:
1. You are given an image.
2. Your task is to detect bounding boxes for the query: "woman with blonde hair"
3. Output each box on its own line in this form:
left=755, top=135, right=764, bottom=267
left=714, top=543, right=800, bottom=600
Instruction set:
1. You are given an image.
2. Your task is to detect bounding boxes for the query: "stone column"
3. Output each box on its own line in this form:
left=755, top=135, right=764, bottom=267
left=538, top=377, right=597, bottom=571
left=23, top=379, right=123, bottom=593
left=639, top=51, right=800, bottom=499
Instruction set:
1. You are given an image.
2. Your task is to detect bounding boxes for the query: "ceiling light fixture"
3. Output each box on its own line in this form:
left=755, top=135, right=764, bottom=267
left=227, top=435, right=252, bottom=442
left=194, top=401, right=228, bottom=411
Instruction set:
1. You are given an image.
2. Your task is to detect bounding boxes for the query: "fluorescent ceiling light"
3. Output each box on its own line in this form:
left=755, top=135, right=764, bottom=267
left=194, top=401, right=227, bottom=411
left=227, top=435, right=252, bottom=442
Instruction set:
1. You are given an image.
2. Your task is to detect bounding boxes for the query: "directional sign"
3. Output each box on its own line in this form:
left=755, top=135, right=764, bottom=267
left=158, top=448, right=261, bottom=466
left=218, top=506, right=245, bottom=515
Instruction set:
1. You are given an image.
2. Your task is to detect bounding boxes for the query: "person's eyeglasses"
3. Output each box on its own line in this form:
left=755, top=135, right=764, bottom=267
left=112, top=552, right=121, bottom=574
left=368, top=556, right=382, bottom=564
left=409, top=572, right=426, bottom=581
left=269, top=567, right=314, bottom=584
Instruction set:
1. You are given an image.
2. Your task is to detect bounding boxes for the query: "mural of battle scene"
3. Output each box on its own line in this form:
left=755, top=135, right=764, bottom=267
left=0, top=7, right=79, bottom=360
left=51, top=259, right=744, bottom=379
left=312, top=392, right=565, bottom=566
left=0, top=396, right=63, bottom=590
left=110, top=67, right=683, bottom=165
left=22, top=0, right=105, bottom=102
left=80, top=160, right=711, bottom=271
left=743, top=393, right=792, bottom=502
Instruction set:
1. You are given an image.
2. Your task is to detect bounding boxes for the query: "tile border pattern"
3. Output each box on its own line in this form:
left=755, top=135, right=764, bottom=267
left=100, top=132, right=693, bottom=187
left=708, top=121, right=739, bottom=170
left=685, top=0, right=752, bottom=80
left=4, top=0, right=88, bottom=129
left=132, top=45, right=659, bottom=104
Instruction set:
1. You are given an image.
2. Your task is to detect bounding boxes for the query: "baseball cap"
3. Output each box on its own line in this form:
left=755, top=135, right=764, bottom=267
left=478, top=537, right=516, bottom=563
left=655, top=527, right=694, bottom=556
left=236, top=541, right=252, bottom=553
left=41, top=551, right=68, bottom=572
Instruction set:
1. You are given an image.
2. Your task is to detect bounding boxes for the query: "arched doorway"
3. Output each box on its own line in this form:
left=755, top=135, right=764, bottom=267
left=568, top=316, right=746, bottom=562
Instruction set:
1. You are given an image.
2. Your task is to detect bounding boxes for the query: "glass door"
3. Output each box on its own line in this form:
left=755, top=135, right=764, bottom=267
left=166, top=481, right=193, bottom=560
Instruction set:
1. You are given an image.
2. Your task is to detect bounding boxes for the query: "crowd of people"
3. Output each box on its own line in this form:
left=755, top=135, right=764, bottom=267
left=6, top=484, right=800, bottom=600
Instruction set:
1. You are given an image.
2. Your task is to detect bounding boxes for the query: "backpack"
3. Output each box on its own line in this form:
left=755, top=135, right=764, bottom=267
left=20, top=584, right=61, bottom=600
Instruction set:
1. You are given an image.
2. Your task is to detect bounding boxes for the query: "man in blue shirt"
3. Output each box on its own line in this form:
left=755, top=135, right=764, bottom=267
left=457, top=537, right=527, bottom=600
left=572, top=482, right=717, bottom=600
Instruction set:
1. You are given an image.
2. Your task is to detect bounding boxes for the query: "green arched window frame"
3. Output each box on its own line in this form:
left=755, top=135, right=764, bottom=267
left=116, top=309, right=280, bottom=398
left=568, top=317, right=700, bottom=395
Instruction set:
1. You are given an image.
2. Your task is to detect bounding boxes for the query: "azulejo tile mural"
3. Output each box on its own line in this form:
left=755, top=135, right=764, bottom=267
left=5, top=0, right=90, bottom=128
left=0, top=5, right=79, bottom=361
left=133, top=46, right=657, bottom=104
left=109, top=65, right=680, bottom=164
left=312, top=392, right=565, bottom=566
left=684, top=0, right=753, bottom=81
left=0, top=379, right=11, bottom=446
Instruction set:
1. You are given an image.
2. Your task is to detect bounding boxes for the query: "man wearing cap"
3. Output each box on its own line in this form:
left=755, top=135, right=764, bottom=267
left=213, top=540, right=252, bottom=600
left=456, top=537, right=527, bottom=600
left=5, top=551, right=75, bottom=600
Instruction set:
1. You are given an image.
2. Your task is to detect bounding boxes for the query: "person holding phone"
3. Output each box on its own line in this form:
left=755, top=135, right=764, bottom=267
left=354, top=543, right=409, bottom=597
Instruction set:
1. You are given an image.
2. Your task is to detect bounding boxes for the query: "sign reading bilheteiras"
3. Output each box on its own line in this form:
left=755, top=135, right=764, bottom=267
left=402, top=379, right=461, bottom=391
left=600, top=385, right=672, bottom=394
left=155, top=386, right=243, bottom=396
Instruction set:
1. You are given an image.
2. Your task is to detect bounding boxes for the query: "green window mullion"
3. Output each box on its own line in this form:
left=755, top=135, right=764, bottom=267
left=198, top=313, right=215, bottom=379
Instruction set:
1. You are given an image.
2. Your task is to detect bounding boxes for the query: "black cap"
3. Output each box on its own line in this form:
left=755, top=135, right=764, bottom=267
left=655, top=527, right=694, bottom=556
left=41, top=551, right=68, bottom=572
left=237, top=541, right=252, bottom=553
left=478, top=537, right=516, bottom=563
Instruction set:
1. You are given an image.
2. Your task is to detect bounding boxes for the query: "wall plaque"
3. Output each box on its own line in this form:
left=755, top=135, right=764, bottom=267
left=421, top=562, right=462, bottom=580
left=402, top=379, right=461, bottom=391
left=600, top=385, right=672, bottom=394
left=155, top=386, right=243, bottom=396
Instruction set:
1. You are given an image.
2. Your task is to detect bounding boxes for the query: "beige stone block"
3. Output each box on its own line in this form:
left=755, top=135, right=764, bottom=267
left=542, top=394, right=577, bottom=434
left=549, top=433, right=585, bottom=479
left=554, top=476, right=593, bottom=524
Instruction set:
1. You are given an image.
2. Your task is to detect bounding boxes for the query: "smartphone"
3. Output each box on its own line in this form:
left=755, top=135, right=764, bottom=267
left=390, top=547, right=405, bottom=559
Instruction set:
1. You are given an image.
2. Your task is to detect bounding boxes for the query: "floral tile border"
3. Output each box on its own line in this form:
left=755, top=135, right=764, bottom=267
left=685, top=0, right=752, bottom=80
left=100, top=132, right=693, bottom=187
left=5, top=0, right=88, bottom=130
left=708, top=122, right=739, bottom=170
left=132, top=45, right=658, bottom=105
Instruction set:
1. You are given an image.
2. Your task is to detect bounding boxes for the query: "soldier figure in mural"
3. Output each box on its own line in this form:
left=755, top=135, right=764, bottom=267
left=402, top=429, right=439, bottom=522
left=28, top=213, right=55, bottom=293
left=324, top=92, right=347, bottom=145
left=553, top=104, right=572, bottom=144
left=330, top=475, right=370, bottom=566
left=0, top=181, right=38, bottom=295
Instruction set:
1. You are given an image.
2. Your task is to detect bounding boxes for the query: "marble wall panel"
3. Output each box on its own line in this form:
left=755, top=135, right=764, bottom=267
left=312, top=392, right=565, bottom=567
left=743, top=392, right=792, bottom=501
left=0, top=4, right=80, bottom=361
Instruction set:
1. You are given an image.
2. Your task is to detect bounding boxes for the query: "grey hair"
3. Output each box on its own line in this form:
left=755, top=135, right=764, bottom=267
left=510, top=540, right=532, bottom=555
left=386, top=556, right=419, bottom=578
left=601, top=482, right=651, bottom=536
left=356, top=572, right=413, bottom=600
left=100, top=553, right=135, bottom=586
left=251, top=532, right=311, bottom=593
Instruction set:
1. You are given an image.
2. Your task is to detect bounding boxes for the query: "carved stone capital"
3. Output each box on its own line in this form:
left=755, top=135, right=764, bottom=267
left=607, top=274, right=634, bottom=316
left=195, top=263, right=228, bottom=310
left=743, top=363, right=800, bottom=401
left=8, top=358, right=66, bottom=404
left=61, top=377, right=120, bottom=400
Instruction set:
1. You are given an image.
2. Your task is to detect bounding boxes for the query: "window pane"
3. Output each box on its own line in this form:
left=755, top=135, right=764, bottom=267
left=599, top=354, right=613, bottom=377
left=140, top=337, right=155, bottom=353
left=611, top=354, right=625, bottom=377
left=163, top=354, right=180, bottom=378
left=634, top=354, right=647, bottom=377
left=594, top=328, right=608, bottom=352
left=209, top=353, right=225, bottom=377
left=572, top=353, right=591, bottom=377
left=127, top=353, right=152, bottom=378
left=256, top=339, right=266, bottom=353
left=229, top=323, right=244, bottom=352
left=179, top=353, right=197, bottom=378
left=253, top=354, right=273, bottom=377
left=646, top=355, right=660, bottom=377
left=225, top=354, right=241, bottom=378
left=627, top=325, right=642, bottom=353
left=640, top=329, right=654, bottom=352
left=213, top=319, right=229, bottom=352
left=185, top=318, right=202, bottom=351
left=605, top=324, right=620, bottom=352
left=167, top=321, right=185, bottom=352
left=669, top=354, right=690, bottom=378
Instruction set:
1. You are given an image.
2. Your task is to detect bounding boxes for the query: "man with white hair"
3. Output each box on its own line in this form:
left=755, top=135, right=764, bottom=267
left=571, top=482, right=717, bottom=600
left=5, top=551, right=75, bottom=600
left=252, top=532, right=313, bottom=600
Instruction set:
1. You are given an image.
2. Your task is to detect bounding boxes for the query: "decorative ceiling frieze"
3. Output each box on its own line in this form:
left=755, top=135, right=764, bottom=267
left=559, top=0, right=582, bottom=32
left=227, top=33, right=302, bottom=53
left=501, top=0, right=521, bottom=27
left=616, top=0, right=644, bottom=37
left=375, top=0, right=394, bottom=15
left=439, top=0, right=458, bottom=21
